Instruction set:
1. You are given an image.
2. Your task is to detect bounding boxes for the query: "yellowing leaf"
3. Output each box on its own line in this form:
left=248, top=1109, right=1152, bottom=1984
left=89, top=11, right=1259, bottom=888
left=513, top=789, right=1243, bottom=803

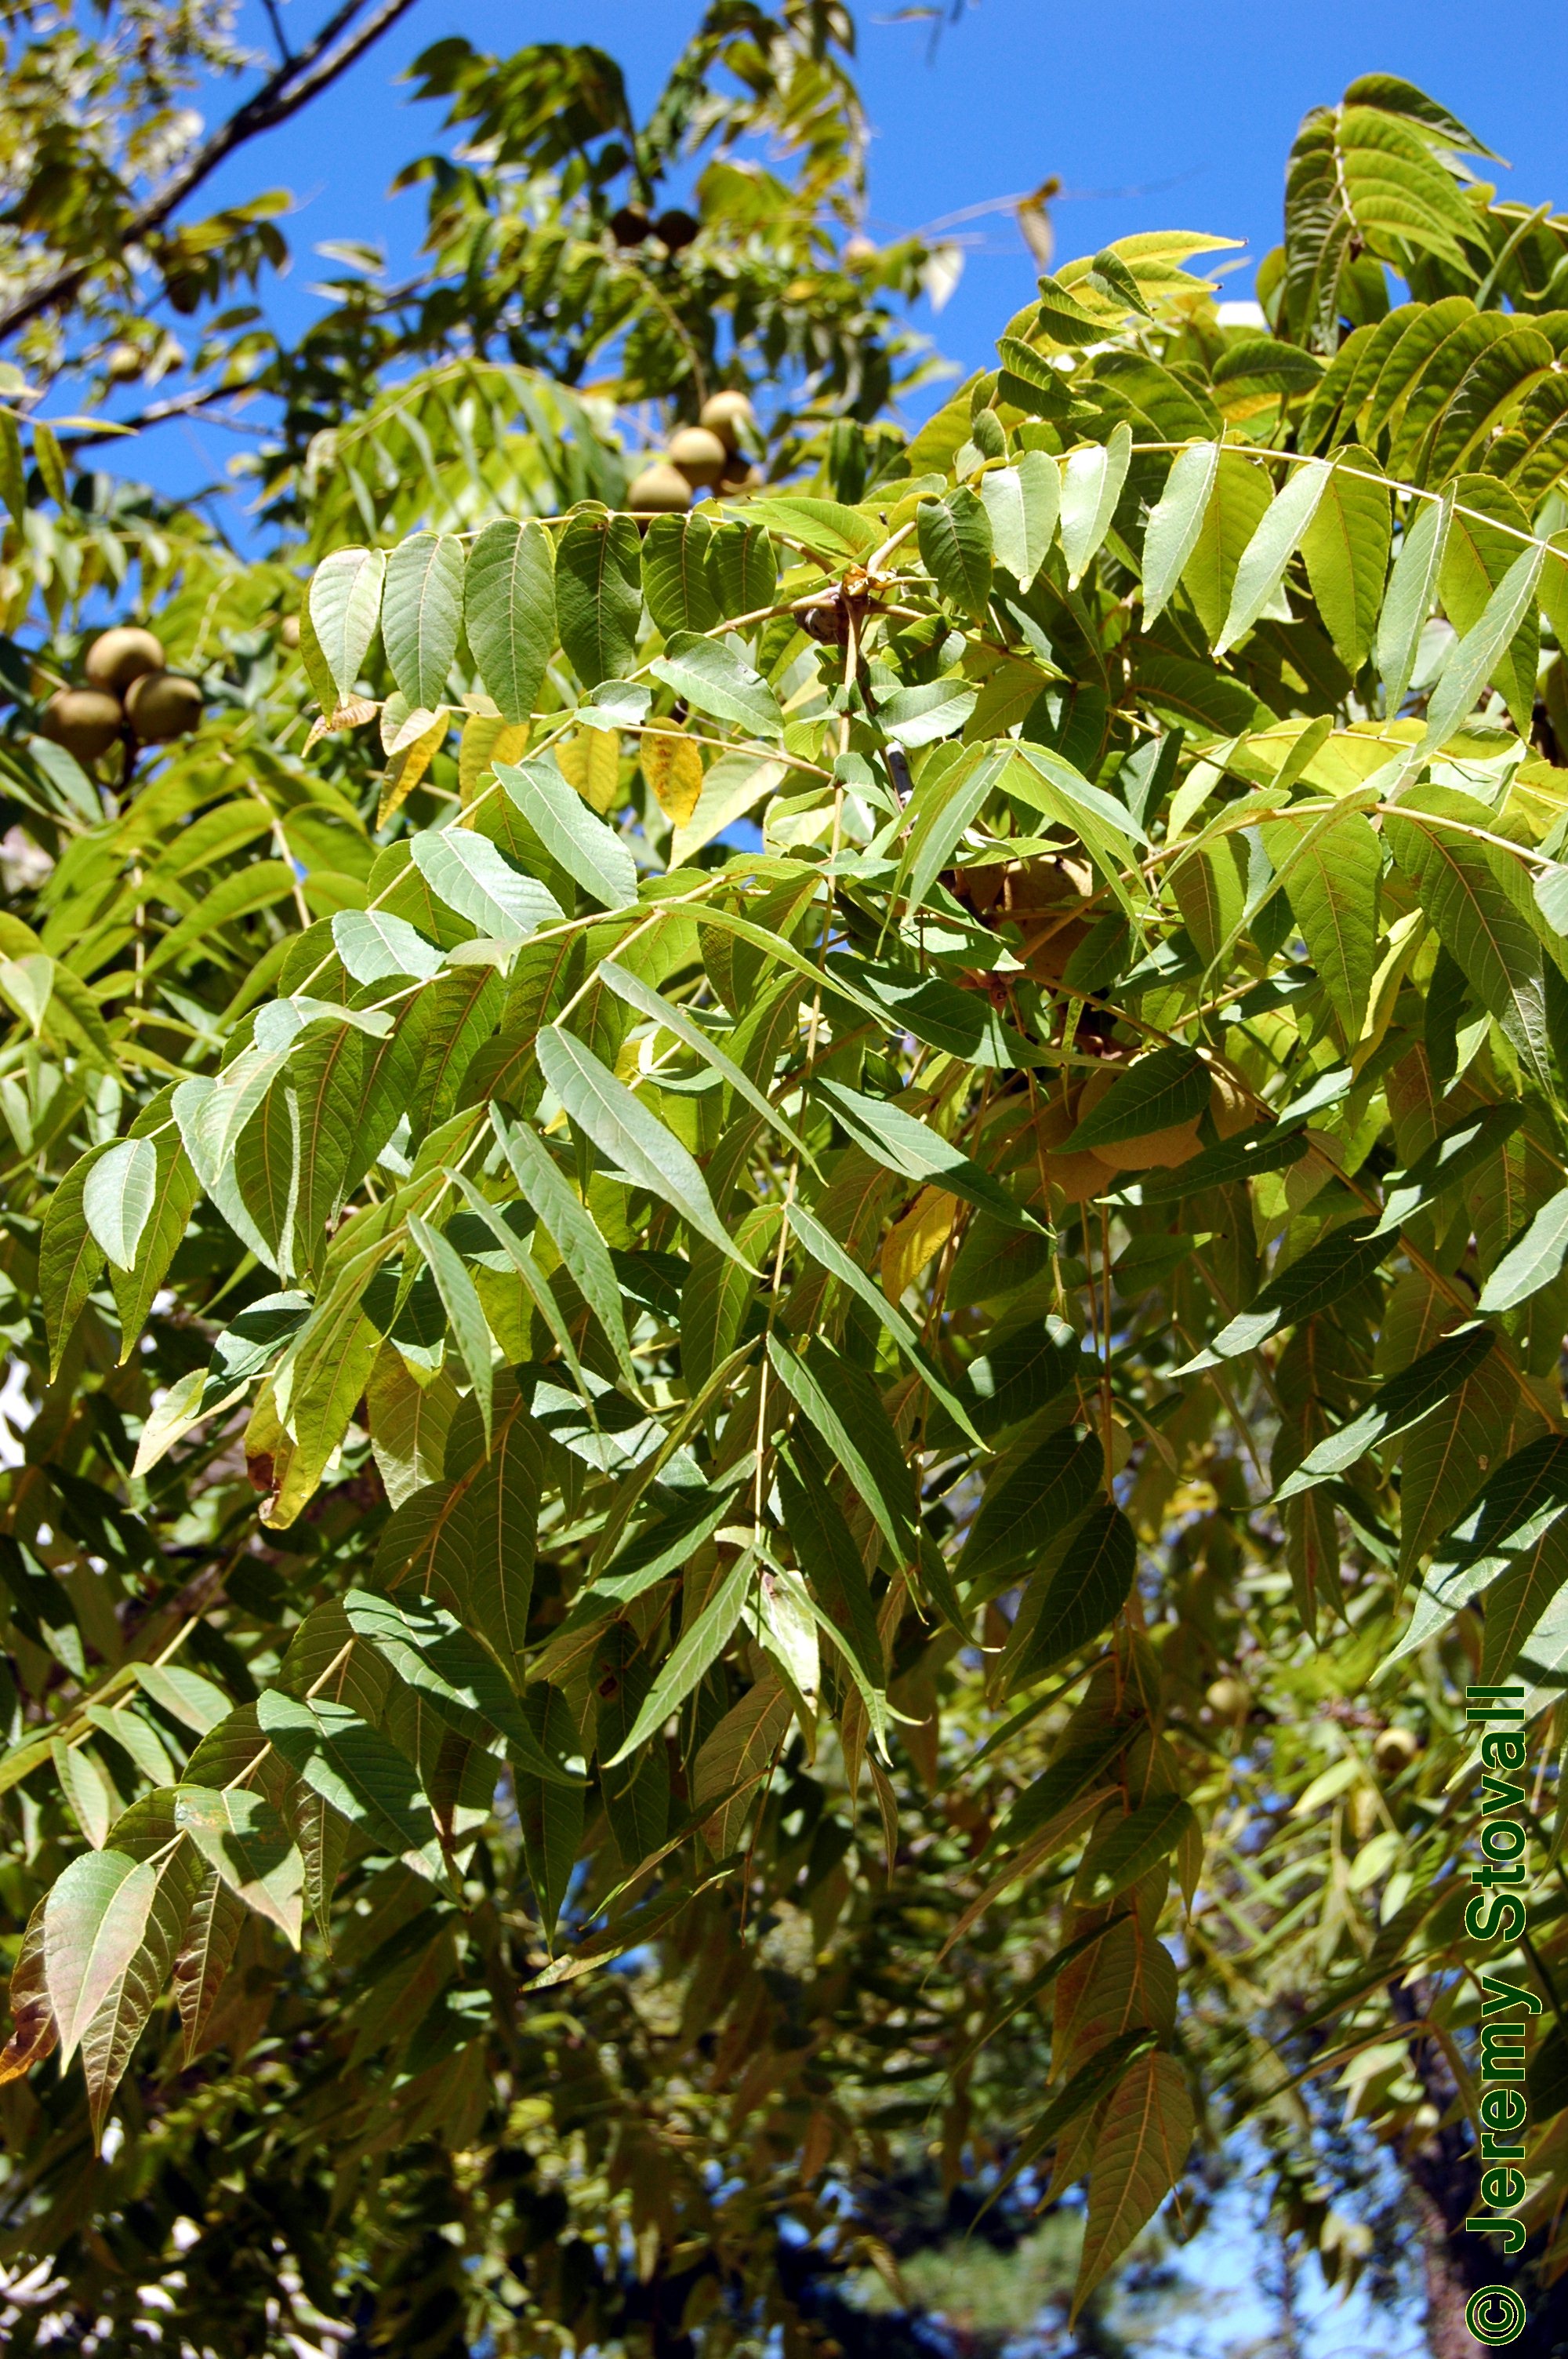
left=378, top=709, right=450, bottom=827
left=880, top=1185, right=957, bottom=1303
left=557, top=725, right=622, bottom=813
left=459, top=711, right=530, bottom=805
left=643, top=723, right=705, bottom=827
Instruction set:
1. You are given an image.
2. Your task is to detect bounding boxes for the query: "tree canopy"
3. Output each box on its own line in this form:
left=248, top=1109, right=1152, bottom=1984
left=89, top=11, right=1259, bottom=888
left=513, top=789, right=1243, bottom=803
left=4, top=16, right=1568, bottom=2357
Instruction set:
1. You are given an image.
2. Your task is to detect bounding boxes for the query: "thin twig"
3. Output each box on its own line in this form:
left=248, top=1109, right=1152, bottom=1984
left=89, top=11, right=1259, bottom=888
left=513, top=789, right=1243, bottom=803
left=0, top=0, right=423, bottom=344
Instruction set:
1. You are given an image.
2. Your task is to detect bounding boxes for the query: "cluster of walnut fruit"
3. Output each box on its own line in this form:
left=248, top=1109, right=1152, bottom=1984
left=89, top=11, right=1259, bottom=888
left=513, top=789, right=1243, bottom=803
left=624, top=389, right=758, bottom=514
left=39, top=629, right=201, bottom=765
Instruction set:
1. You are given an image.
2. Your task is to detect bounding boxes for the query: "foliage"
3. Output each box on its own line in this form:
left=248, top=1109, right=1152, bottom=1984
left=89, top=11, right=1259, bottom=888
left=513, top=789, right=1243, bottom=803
left=8, top=34, right=1568, bottom=2359
left=252, top=0, right=939, bottom=522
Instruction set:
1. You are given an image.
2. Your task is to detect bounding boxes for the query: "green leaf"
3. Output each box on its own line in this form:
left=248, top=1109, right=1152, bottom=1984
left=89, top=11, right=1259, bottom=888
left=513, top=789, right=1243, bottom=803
left=829, top=951, right=1045, bottom=1070
left=1076, top=1794, right=1197, bottom=1903
left=39, top=1138, right=111, bottom=1376
left=989, top=2031, right=1160, bottom=2212
left=1398, top=1340, right=1533, bottom=1578
left=983, top=1729, right=1131, bottom=1859
left=0, top=410, right=24, bottom=525
left=777, top=1432, right=887, bottom=1711
left=1036, top=271, right=1113, bottom=347
left=963, top=1316, right=1079, bottom=1439
left=287, top=1019, right=366, bottom=1280
left=406, top=1212, right=493, bottom=1445
left=0, top=949, right=52, bottom=1033
left=43, top=1849, right=158, bottom=2067
left=1277, top=1323, right=1496, bottom=1498
left=978, top=452, right=1059, bottom=591
left=814, top=1075, right=1038, bottom=1231
left=381, top=533, right=465, bottom=710
left=536, top=1023, right=748, bottom=1266
left=1058, top=421, right=1131, bottom=587
left=641, top=512, right=720, bottom=637
left=141, top=860, right=300, bottom=980
left=706, top=521, right=778, bottom=620
left=172, top=1871, right=245, bottom=2065
left=1073, top=2052, right=1194, bottom=2316
left=332, top=909, right=445, bottom=984
left=1180, top=449, right=1272, bottom=644
left=766, top=1334, right=916, bottom=1565
left=1377, top=486, right=1452, bottom=713
left=516, top=1707, right=590, bottom=1938
left=1535, top=863, right=1568, bottom=936
left=1384, top=787, right=1549, bottom=1089
left=308, top=547, right=385, bottom=703
left=603, top=1550, right=756, bottom=1765
left=297, top=598, right=339, bottom=717
left=890, top=742, right=1001, bottom=916
left=680, top=1215, right=771, bottom=1401
left=448, top=1171, right=592, bottom=1398
left=691, top=1671, right=794, bottom=1852
left=77, top=1844, right=198, bottom=2145
left=1430, top=1438, right=1568, bottom=1589
left=464, top=518, right=555, bottom=725
left=948, top=1914, right=1132, bottom=2081
left=1215, top=459, right=1328, bottom=654
left=1068, top=1049, right=1208, bottom=1150
left=1423, top=541, right=1543, bottom=750
left=1141, top=442, right=1221, bottom=627
left=255, top=1690, right=445, bottom=1880
left=1189, top=1218, right=1385, bottom=1365
left=996, top=335, right=1076, bottom=418
left=339, top=1590, right=574, bottom=1783
left=1298, top=449, right=1391, bottom=671
left=82, top=1134, right=157, bottom=1272
left=1086, top=246, right=1154, bottom=318
left=786, top=1201, right=984, bottom=1446
left=960, top=1428, right=1104, bottom=1599
left=736, top=495, right=877, bottom=562
left=555, top=510, right=644, bottom=688
left=1478, top=1190, right=1568, bottom=1314
left=1373, top=1103, right=1525, bottom=1238
left=1011, top=1502, right=1136, bottom=1682
left=648, top=632, right=782, bottom=739
left=1008, top=741, right=1145, bottom=918
left=1479, top=1509, right=1568, bottom=1684
left=463, top=1400, right=545, bottom=1693
left=171, top=1787, right=303, bottom=1945
left=1259, top=802, right=1382, bottom=1038
left=597, top=958, right=813, bottom=1161
left=1134, top=1125, right=1308, bottom=1205
left=499, top=754, right=638, bottom=910
left=917, top=487, right=993, bottom=619
left=875, top=677, right=978, bottom=749
left=409, top=826, right=564, bottom=941
left=490, top=1109, right=637, bottom=1382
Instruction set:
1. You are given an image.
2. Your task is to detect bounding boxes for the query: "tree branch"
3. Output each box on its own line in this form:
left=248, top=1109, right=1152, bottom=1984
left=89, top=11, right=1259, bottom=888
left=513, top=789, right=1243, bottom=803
left=0, top=0, right=424, bottom=347
left=62, top=379, right=264, bottom=451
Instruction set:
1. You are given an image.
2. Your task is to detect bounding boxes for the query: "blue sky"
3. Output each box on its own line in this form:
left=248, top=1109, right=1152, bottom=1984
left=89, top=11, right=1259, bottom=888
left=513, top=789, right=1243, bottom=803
left=132, top=0, right=1568, bottom=503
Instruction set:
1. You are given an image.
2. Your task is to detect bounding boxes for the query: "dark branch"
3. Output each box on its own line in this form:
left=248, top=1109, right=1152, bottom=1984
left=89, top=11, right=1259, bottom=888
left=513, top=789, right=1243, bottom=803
left=0, top=0, right=423, bottom=346
left=62, top=380, right=267, bottom=451
left=260, top=0, right=296, bottom=68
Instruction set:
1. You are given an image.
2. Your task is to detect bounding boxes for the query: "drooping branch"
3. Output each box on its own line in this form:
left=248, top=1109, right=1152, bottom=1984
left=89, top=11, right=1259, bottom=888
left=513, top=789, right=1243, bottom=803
left=0, top=0, right=424, bottom=346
